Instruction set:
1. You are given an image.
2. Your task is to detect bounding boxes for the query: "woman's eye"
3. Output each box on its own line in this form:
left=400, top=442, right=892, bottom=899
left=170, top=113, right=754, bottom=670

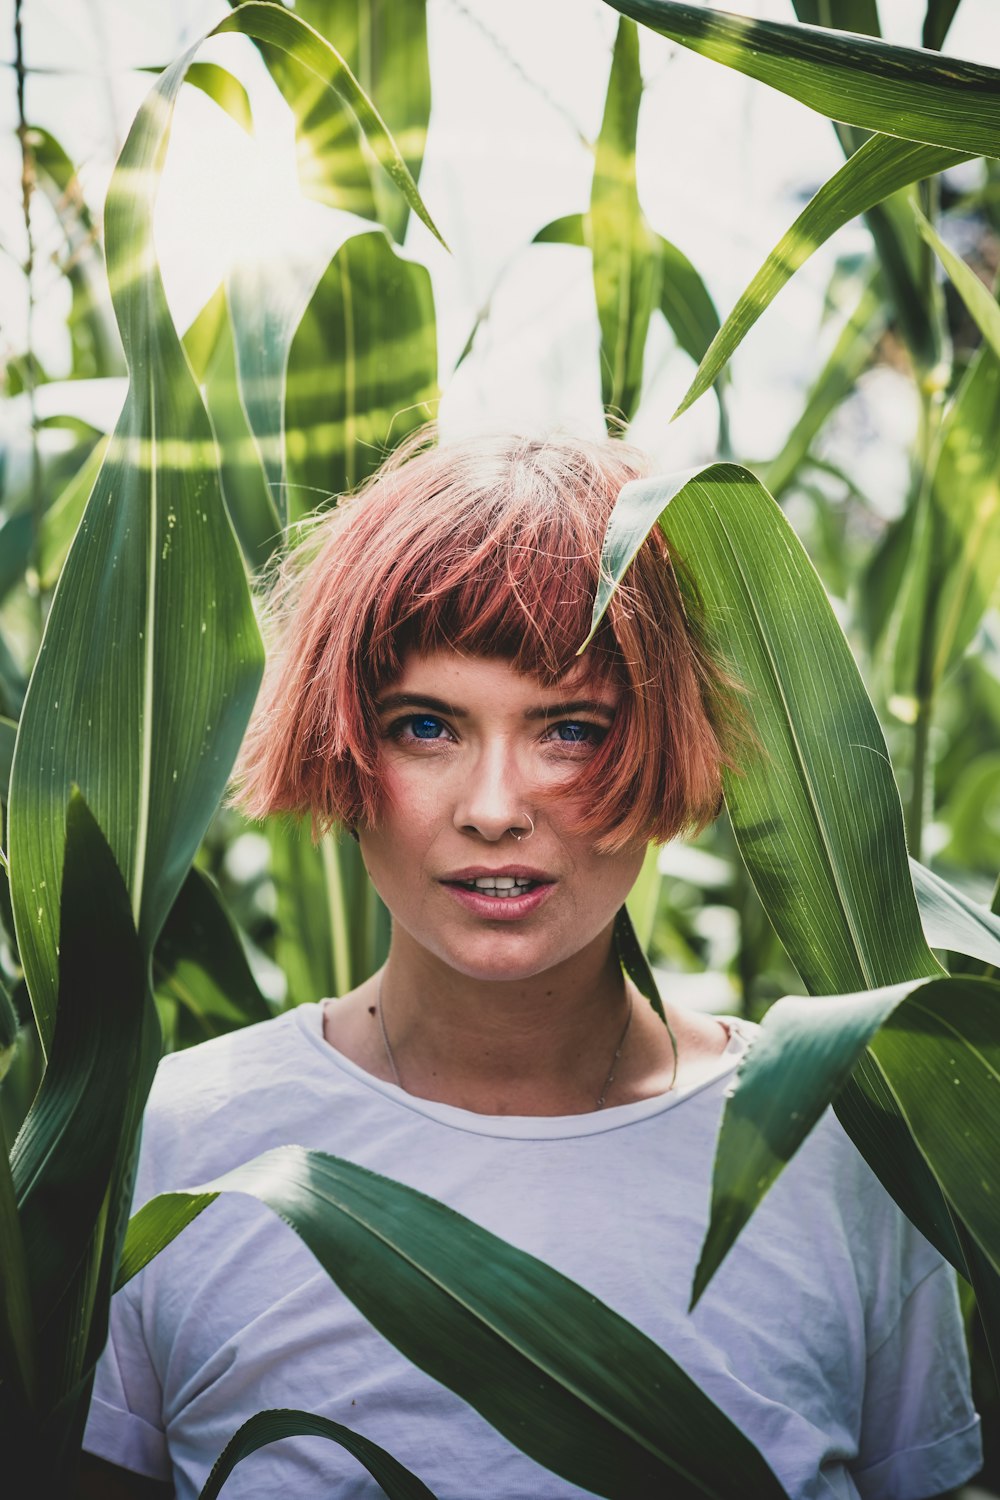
left=396, top=714, right=449, bottom=741
left=547, top=721, right=603, bottom=746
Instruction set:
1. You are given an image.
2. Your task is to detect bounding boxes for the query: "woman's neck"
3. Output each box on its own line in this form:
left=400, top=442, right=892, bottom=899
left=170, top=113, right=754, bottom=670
left=375, top=932, right=632, bottom=1114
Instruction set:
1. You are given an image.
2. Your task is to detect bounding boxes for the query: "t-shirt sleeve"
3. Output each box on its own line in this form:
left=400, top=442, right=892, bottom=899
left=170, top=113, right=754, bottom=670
left=851, top=1257, right=981, bottom=1500
left=83, top=1275, right=171, bottom=1481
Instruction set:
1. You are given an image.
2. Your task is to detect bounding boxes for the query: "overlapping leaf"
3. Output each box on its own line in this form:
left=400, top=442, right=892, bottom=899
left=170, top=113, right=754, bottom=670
left=591, top=19, right=660, bottom=426
left=692, top=974, right=1000, bottom=1300
left=589, top=463, right=940, bottom=993
left=890, top=341, right=1000, bottom=704
left=198, top=1408, right=439, bottom=1500
left=284, top=229, right=439, bottom=517
left=7, top=1, right=442, bottom=1048
left=673, top=134, right=966, bottom=418
left=228, top=0, right=431, bottom=243
left=120, top=1148, right=787, bottom=1500
left=911, top=858, right=1000, bottom=970
left=153, top=868, right=271, bottom=1039
left=603, top=0, right=1000, bottom=156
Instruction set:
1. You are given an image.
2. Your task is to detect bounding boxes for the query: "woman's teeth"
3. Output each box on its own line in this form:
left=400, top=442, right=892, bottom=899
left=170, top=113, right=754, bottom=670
left=462, top=876, right=536, bottom=898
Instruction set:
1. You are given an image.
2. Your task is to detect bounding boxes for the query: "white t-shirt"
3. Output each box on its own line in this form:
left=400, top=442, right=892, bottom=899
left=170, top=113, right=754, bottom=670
left=83, top=1003, right=981, bottom=1500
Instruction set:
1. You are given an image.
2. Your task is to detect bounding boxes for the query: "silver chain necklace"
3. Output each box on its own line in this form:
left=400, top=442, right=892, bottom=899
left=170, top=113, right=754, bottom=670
left=376, top=974, right=635, bottom=1110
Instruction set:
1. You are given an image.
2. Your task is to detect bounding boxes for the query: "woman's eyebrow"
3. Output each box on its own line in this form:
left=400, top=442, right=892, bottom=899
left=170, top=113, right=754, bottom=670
left=377, top=692, right=467, bottom=717
left=376, top=693, right=616, bottom=720
left=524, top=699, right=616, bottom=721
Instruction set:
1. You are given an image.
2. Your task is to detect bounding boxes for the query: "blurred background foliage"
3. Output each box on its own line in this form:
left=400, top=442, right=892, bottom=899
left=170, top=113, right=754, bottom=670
left=0, top=0, right=999, bottom=1488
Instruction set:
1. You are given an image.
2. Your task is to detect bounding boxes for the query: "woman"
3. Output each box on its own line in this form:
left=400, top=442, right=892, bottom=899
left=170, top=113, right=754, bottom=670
left=81, top=432, right=980, bottom=1499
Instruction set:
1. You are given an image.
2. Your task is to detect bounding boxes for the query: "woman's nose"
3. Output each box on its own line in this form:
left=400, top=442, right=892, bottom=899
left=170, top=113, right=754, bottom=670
left=453, top=742, right=530, bottom=842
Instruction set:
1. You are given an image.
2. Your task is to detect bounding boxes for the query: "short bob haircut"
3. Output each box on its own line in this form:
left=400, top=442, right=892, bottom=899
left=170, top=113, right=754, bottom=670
left=235, top=429, right=728, bottom=853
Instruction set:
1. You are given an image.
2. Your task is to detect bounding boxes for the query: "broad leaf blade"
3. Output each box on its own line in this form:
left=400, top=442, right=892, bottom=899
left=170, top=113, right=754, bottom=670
left=674, top=134, right=966, bottom=418
left=605, top=0, right=1000, bottom=156
left=791, top=2, right=880, bottom=37
left=591, top=464, right=941, bottom=993
left=655, top=233, right=722, bottom=373
left=890, top=342, right=1000, bottom=699
left=184, top=285, right=282, bottom=570
left=8, top=40, right=265, bottom=1049
left=214, top=3, right=444, bottom=249
left=591, top=19, right=660, bottom=427
left=285, top=230, right=439, bottom=517
left=269, top=825, right=389, bottom=1003
left=9, top=791, right=152, bottom=1404
left=694, top=975, right=1000, bottom=1303
left=870, top=978, right=1000, bottom=1276
left=691, top=982, right=917, bottom=1302
left=198, top=1408, right=438, bottom=1500
left=923, top=0, right=963, bottom=51
left=910, top=858, right=1000, bottom=969
left=913, top=206, right=1000, bottom=363
left=226, top=247, right=332, bottom=522
left=153, top=868, right=271, bottom=1038
left=122, top=1147, right=787, bottom=1500
left=764, top=273, right=885, bottom=499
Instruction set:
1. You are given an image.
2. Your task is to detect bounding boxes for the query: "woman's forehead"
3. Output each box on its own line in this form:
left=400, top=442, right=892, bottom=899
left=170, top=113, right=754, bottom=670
left=382, top=648, right=618, bottom=706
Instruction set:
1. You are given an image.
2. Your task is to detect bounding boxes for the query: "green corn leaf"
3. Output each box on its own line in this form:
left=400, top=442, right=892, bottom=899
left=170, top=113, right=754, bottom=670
left=269, top=825, right=389, bottom=1003
left=587, top=463, right=941, bottom=994
left=692, top=975, right=1000, bottom=1302
left=9, top=791, right=152, bottom=1408
left=175, top=62, right=253, bottom=134
left=869, top=977, right=1000, bottom=1275
left=913, top=206, right=1000, bottom=362
left=36, top=437, right=109, bottom=592
left=763, top=272, right=885, bottom=500
left=673, top=134, right=966, bottom=419
left=533, top=212, right=586, bottom=247
left=198, top=1408, right=439, bottom=1500
left=911, top=858, right=1000, bottom=969
left=120, top=1148, right=787, bottom=1500
left=183, top=285, right=282, bottom=571
left=790, top=2, right=946, bottom=371
left=219, top=1, right=442, bottom=247
left=153, top=867, right=271, bottom=1039
left=140, top=62, right=253, bottom=134
left=890, top=342, right=1000, bottom=703
left=923, top=0, right=963, bottom=51
left=0, top=1071, right=35, bottom=1408
left=226, top=246, right=332, bottom=521
left=655, top=234, right=723, bottom=374
left=231, top=0, right=430, bottom=243
left=791, top=1, right=880, bottom=36
left=285, top=229, right=439, bottom=517
left=532, top=217, right=722, bottom=414
left=31, top=128, right=124, bottom=382
left=0, top=716, right=15, bottom=806
left=0, top=511, right=32, bottom=606
left=603, top=0, right=1000, bottom=156
left=592, top=19, right=660, bottom=427
left=7, top=32, right=267, bottom=1051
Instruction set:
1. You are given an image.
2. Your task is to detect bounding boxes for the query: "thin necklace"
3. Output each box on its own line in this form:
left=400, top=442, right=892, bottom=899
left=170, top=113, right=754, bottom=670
left=376, top=974, right=635, bottom=1110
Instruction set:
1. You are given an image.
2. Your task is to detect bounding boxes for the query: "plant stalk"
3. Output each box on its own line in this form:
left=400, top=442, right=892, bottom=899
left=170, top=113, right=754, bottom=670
left=14, top=0, right=43, bottom=628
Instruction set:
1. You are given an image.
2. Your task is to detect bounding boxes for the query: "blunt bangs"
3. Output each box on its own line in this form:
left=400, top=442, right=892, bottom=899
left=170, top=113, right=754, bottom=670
left=233, top=428, right=728, bottom=851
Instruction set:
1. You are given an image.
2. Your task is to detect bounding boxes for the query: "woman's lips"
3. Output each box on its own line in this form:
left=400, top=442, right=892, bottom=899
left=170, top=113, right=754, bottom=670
left=440, top=878, right=555, bottom=920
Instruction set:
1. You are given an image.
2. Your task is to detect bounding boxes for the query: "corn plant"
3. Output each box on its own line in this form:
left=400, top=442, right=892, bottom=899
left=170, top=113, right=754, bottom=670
left=1, top=0, right=1000, bottom=1494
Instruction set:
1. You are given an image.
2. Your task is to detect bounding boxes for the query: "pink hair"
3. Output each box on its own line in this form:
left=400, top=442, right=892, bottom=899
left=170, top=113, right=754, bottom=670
left=234, top=429, right=728, bottom=852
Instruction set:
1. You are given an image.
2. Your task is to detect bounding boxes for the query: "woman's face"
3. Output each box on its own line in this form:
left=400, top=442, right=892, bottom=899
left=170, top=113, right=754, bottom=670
left=357, top=649, right=646, bottom=984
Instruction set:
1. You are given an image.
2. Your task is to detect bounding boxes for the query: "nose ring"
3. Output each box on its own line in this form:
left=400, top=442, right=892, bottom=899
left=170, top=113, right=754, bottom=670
left=510, top=814, right=534, bottom=842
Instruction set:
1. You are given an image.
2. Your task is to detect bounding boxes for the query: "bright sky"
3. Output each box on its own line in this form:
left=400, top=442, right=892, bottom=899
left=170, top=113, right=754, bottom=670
left=2, top=0, right=999, bottom=500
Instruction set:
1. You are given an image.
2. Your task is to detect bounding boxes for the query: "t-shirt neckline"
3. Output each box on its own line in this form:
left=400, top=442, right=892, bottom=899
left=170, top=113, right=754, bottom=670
left=293, top=1001, right=750, bottom=1140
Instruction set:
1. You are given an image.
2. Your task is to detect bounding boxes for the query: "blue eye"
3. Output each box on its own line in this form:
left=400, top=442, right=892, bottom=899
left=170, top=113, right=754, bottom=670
left=557, top=722, right=588, bottom=743
left=410, top=715, right=445, bottom=739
